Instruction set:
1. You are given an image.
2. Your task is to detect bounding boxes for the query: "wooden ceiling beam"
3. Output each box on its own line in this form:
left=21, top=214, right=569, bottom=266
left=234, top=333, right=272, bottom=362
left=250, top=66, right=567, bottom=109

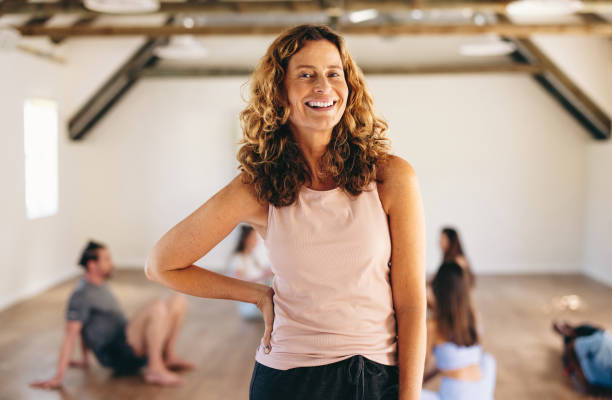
left=13, top=20, right=612, bottom=37
left=23, top=14, right=53, bottom=26
left=3, top=0, right=612, bottom=15
left=1, top=1, right=317, bottom=15
left=141, top=63, right=542, bottom=77
left=498, top=13, right=611, bottom=140
left=68, top=16, right=174, bottom=140
left=50, top=14, right=97, bottom=44
left=580, top=12, right=610, bottom=24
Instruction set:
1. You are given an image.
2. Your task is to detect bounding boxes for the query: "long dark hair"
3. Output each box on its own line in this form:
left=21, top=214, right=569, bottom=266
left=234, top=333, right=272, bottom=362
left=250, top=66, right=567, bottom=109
left=234, top=225, right=255, bottom=254
left=432, top=262, right=479, bottom=347
left=441, top=227, right=475, bottom=287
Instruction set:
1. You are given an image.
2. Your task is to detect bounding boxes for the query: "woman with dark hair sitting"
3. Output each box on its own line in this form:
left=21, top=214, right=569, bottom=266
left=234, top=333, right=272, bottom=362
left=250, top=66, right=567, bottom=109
left=439, top=227, right=474, bottom=287
left=422, top=262, right=496, bottom=400
left=427, top=227, right=475, bottom=313
left=227, top=225, right=273, bottom=319
left=553, top=320, right=612, bottom=395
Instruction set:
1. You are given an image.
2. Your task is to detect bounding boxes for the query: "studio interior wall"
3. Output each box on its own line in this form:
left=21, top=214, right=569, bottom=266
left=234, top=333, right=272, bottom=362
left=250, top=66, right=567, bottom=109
left=0, top=36, right=148, bottom=309
left=2, top=34, right=610, bottom=310
left=75, top=73, right=589, bottom=275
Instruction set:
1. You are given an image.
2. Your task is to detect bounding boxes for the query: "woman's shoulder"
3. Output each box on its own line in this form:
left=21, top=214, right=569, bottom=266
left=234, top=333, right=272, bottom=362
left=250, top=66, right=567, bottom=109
left=455, top=254, right=469, bottom=268
left=375, top=154, right=418, bottom=213
left=375, top=154, right=417, bottom=185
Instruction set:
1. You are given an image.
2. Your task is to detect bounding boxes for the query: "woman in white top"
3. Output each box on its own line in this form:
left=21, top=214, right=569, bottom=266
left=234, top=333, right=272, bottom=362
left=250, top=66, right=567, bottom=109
left=227, top=225, right=273, bottom=319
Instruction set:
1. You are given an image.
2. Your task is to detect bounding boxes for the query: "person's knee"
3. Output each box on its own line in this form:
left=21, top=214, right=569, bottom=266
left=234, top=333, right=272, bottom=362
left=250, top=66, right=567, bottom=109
left=149, top=298, right=169, bottom=319
left=168, top=294, right=188, bottom=314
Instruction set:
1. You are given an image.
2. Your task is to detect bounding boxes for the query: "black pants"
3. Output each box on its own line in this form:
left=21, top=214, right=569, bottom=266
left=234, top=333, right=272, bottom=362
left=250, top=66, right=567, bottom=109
left=97, top=327, right=148, bottom=375
left=249, top=355, right=399, bottom=400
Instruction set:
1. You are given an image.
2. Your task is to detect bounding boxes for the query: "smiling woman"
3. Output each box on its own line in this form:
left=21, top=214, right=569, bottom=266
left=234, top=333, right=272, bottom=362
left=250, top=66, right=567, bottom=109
left=284, top=40, right=348, bottom=134
left=145, top=24, right=426, bottom=400
left=237, top=24, right=391, bottom=205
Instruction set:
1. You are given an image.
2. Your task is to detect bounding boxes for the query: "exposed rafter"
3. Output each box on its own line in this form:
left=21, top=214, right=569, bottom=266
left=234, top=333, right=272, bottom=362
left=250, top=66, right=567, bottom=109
left=50, top=14, right=97, bottom=44
left=498, top=13, right=611, bottom=140
left=23, top=15, right=53, bottom=27
left=141, top=63, right=542, bottom=77
left=13, top=20, right=612, bottom=38
left=2, top=0, right=612, bottom=15
left=68, top=17, right=174, bottom=140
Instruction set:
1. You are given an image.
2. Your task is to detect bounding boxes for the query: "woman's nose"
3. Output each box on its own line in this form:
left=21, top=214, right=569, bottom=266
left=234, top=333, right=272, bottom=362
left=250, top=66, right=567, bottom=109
left=314, top=76, right=331, bottom=93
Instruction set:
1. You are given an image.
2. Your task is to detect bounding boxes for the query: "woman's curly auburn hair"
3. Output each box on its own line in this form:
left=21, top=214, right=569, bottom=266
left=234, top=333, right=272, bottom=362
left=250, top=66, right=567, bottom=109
left=237, top=24, right=391, bottom=207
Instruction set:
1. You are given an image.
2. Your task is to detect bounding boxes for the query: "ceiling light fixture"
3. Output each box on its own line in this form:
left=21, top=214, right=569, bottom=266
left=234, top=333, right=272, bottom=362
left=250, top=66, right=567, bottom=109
left=410, top=9, right=424, bottom=20
left=347, top=9, right=379, bottom=24
left=154, top=35, right=208, bottom=60
left=83, top=0, right=160, bottom=14
left=506, top=0, right=584, bottom=16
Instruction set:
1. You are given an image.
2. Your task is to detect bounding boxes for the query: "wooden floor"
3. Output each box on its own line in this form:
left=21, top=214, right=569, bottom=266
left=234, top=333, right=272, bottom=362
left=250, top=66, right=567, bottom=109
left=1, top=271, right=611, bottom=400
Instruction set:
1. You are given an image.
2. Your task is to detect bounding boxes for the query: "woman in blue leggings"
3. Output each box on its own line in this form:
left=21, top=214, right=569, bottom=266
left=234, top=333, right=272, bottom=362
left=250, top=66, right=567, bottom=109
left=421, top=262, right=496, bottom=400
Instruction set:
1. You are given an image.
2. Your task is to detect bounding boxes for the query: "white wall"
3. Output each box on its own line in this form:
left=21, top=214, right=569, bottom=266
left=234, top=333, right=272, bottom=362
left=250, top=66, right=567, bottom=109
left=372, top=74, right=589, bottom=274
left=0, top=36, right=148, bottom=309
left=532, top=36, right=612, bottom=286
left=2, top=34, right=610, bottom=310
left=0, top=45, right=76, bottom=311
left=74, top=72, right=589, bottom=275
left=584, top=143, right=612, bottom=286
left=70, top=77, right=248, bottom=271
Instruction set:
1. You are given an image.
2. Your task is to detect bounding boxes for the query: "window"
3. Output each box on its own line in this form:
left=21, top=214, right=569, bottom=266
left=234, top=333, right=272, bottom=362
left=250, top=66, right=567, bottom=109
left=24, top=98, right=58, bottom=219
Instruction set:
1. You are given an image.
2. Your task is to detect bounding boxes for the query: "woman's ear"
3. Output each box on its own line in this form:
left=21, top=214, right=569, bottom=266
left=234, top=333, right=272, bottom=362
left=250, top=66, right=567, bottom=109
left=278, top=91, right=290, bottom=124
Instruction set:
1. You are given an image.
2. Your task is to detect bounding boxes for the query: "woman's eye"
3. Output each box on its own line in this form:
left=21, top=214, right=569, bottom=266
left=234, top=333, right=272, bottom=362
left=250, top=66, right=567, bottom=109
left=299, top=73, right=312, bottom=78
left=329, top=72, right=340, bottom=77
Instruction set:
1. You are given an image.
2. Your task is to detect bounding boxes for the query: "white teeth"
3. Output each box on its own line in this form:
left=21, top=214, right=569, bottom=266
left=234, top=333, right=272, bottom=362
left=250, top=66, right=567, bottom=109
left=307, top=101, right=334, bottom=108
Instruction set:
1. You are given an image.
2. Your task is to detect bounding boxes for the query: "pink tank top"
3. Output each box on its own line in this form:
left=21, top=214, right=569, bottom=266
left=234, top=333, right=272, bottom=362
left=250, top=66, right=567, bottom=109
left=254, top=180, right=398, bottom=370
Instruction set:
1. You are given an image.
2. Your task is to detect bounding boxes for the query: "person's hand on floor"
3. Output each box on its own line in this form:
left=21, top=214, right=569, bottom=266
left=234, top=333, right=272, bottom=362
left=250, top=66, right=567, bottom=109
left=69, top=360, right=89, bottom=369
left=29, top=375, right=62, bottom=390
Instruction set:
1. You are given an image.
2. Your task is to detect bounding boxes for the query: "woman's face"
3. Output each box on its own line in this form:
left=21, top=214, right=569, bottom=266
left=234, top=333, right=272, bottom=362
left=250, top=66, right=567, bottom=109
left=284, top=40, right=349, bottom=137
left=439, top=233, right=449, bottom=252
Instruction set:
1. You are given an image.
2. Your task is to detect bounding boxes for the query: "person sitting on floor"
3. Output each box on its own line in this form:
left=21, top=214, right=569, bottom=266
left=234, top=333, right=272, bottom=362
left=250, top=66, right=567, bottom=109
left=422, top=261, right=496, bottom=400
left=553, top=320, right=612, bottom=395
left=226, top=225, right=273, bottom=320
left=427, top=226, right=475, bottom=311
left=30, top=240, right=194, bottom=389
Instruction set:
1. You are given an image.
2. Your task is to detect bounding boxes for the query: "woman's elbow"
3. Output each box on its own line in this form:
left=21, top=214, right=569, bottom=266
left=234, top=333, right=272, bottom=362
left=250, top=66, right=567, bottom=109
left=144, top=254, right=163, bottom=282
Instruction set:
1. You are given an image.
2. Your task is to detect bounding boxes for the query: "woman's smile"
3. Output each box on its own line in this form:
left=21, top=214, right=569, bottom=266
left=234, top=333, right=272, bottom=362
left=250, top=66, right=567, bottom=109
left=304, top=99, right=338, bottom=112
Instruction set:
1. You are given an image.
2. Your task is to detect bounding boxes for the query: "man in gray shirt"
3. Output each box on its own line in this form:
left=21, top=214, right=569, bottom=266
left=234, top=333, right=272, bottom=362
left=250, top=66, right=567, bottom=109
left=30, top=241, right=194, bottom=389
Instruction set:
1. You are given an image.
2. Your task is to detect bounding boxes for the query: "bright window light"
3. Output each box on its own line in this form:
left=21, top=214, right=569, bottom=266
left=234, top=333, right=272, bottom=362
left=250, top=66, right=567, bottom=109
left=24, top=98, right=59, bottom=220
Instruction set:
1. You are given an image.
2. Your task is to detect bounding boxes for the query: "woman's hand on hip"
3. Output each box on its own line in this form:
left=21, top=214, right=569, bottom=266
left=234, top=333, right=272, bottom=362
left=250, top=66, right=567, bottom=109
left=256, top=286, right=275, bottom=354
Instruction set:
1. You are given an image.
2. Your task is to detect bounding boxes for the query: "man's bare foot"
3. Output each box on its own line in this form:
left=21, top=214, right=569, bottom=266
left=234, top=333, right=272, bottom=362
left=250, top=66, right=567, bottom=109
left=165, top=356, right=196, bottom=371
left=143, top=368, right=183, bottom=386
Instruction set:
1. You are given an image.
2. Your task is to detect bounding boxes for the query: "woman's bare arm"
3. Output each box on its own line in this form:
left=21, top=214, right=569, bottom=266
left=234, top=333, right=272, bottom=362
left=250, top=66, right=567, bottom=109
left=145, top=172, right=270, bottom=305
left=381, top=155, right=427, bottom=400
left=145, top=172, right=276, bottom=352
